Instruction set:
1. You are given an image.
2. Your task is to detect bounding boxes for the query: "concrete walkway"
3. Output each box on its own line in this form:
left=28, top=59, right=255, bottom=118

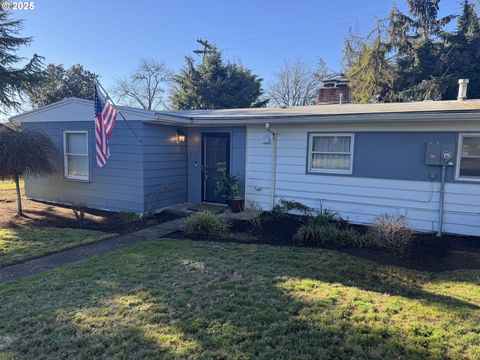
left=0, top=218, right=185, bottom=284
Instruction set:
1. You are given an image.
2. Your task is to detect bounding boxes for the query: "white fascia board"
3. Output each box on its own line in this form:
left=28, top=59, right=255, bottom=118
left=184, top=111, right=480, bottom=126
left=11, top=98, right=158, bottom=123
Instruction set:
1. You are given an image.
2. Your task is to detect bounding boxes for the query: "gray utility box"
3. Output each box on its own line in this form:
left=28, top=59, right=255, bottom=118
left=425, top=141, right=456, bottom=166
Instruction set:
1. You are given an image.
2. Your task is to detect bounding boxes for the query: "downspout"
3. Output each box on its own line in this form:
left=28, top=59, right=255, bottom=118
left=437, top=79, right=468, bottom=236
left=437, top=150, right=454, bottom=237
left=436, top=164, right=446, bottom=237
left=265, top=123, right=277, bottom=209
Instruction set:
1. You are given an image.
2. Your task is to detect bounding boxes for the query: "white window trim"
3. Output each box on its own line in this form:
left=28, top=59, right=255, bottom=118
left=455, top=133, right=480, bottom=182
left=307, top=133, right=354, bottom=175
left=63, top=130, right=89, bottom=181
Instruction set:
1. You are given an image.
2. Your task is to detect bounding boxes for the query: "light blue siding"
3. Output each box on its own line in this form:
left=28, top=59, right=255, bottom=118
left=23, top=121, right=189, bottom=213
left=141, top=124, right=187, bottom=211
left=22, top=121, right=145, bottom=212
left=186, top=127, right=246, bottom=203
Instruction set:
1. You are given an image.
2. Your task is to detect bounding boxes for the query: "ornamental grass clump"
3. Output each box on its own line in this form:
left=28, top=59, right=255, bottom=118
left=369, top=214, right=415, bottom=257
left=184, top=211, right=231, bottom=239
left=244, top=201, right=263, bottom=229
left=293, top=205, right=373, bottom=248
left=293, top=221, right=372, bottom=248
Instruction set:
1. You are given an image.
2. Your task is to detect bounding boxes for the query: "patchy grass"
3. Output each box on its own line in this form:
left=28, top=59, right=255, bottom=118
left=0, top=239, right=479, bottom=359
left=0, top=180, right=23, bottom=191
left=0, top=227, right=116, bottom=267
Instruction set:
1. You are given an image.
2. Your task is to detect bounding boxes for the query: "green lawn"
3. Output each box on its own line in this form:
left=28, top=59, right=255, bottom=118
left=0, top=227, right=116, bottom=267
left=0, top=239, right=478, bottom=359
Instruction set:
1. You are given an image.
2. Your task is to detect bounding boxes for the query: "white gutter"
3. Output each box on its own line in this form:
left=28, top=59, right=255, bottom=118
left=148, top=111, right=480, bottom=127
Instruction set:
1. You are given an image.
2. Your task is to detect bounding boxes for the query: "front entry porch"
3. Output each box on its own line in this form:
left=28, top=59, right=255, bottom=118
left=186, top=126, right=247, bottom=205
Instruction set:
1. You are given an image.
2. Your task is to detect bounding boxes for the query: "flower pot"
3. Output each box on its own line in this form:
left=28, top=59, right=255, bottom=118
left=228, top=197, right=245, bottom=213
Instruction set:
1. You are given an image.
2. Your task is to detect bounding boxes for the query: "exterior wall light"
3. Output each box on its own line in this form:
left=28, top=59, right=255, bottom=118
left=176, top=128, right=186, bottom=143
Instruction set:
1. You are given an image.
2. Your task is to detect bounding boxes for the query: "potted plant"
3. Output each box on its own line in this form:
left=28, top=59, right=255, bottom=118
left=215, top=168, right=244, bottom=212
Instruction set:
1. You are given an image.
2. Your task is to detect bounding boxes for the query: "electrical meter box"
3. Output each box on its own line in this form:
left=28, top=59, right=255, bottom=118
left=425, top=141, right=455, bottom=166
left=425, top=141, right=441, bottom=165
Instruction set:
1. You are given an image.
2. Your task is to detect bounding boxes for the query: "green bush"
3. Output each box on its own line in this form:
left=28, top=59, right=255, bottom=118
left=184, top=211, right=231, bottom=239
left=293, top=222, right=337, bottom=245
left=310, top=205, right=342, bottom=226
left=335, top=228, right=373, bottom=248
left=293, top=218, right=373, bottom=248
left=272, top=199, right=311, bottom=217
left=118, top=212, right=143, bottom=222
left=215, top=168, right=240, bottom=202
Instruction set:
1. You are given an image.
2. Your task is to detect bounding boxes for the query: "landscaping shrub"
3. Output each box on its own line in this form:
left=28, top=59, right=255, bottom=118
left=335, top=227, right=374, bottom=248
left=293, top=221, right=338, bottom=245
left=244, top=201, right=263, bottom=229
left=310, top=204, right=342, bottom=226
left=215, top=168, right=240, bottom=202
left=118, top=212, right=144, bottom=231
left=293, top=215, right=373, bottom=248
left=71, top=202, right=86, bottom=221
left=369, top=214, right=415, bottom=257
left=184, top=211, right=231, bottom=239
left=118, top=212, right=143, bottom=223
left=272, top=199, right=311, bottom=217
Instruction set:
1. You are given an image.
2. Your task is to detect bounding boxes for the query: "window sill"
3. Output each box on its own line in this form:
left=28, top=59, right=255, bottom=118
left=454, top=177, right=480, bottom=184
left=307, top=169, right=353, bottom=176
left=64, top=176, right=90, bottom=183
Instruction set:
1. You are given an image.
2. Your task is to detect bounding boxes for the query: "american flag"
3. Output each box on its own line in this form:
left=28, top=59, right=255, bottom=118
left=94, top=84, right=118, bottom=167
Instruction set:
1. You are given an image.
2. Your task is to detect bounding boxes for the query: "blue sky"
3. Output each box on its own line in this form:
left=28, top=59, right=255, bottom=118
left=13, top=0, right=463, bottom=90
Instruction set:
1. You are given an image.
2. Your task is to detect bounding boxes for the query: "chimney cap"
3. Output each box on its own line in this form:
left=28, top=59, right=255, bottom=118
left=458, top=79, right=469, bottom=84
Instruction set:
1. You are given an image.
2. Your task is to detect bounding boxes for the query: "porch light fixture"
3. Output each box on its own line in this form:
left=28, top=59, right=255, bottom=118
left=176, top=128, right=186, bottom=143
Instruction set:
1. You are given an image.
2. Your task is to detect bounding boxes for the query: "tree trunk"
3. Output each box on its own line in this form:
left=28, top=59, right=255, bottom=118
left=14, top=174, right=23, bottom=217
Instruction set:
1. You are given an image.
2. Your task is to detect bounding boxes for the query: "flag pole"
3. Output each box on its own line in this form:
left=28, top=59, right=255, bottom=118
left=96, top=80, right=143, bottom=143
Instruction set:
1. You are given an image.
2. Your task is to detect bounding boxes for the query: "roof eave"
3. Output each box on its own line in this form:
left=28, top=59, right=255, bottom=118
left=147, top=110, right=480, bottom=126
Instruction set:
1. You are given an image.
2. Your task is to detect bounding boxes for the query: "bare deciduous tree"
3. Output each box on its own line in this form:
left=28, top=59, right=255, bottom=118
left=113, top=58, right=173, bottom=110
left=267, top=58, right=330, bottom=107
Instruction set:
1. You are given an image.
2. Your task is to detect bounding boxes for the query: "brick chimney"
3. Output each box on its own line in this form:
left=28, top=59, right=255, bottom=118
left=317, top=75, right=350, bottom=104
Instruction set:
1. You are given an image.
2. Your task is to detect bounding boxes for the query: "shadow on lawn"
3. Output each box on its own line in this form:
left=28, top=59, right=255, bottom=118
left=1, top=240, right=479, bottom=358
left=11, top=207, right=136, bottom=233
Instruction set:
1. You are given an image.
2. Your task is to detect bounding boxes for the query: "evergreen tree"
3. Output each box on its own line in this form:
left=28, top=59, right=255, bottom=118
left=389, top=0, right=454, bottom=47
left=27, top=64, right=98, bottom=108
left=0, top=10, right=43, bottom=113
left=441, top=0, right=480, bottom=99
left=171, top=47, right=266, bottom=110
left=388, top=0, right=455, bottom=101
left=344, top=0, right=480, bottom=103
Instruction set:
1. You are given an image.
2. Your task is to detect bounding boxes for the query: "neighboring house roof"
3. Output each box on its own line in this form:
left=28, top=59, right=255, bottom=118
left=10, top=97, right=480, bottom=126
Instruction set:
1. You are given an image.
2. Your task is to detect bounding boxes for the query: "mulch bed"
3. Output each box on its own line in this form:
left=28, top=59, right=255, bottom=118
left=18, top=202, right=184, bottom=234
left=172, top=213, right=480, bottom=272
left=0, top=188, right=183, bottom=234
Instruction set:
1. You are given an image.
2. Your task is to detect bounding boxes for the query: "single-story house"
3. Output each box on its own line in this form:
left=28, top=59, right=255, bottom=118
left=10, top=97, right=480, bottom=236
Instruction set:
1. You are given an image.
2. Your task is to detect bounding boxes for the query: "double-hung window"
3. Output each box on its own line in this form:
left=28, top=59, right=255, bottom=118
left=307, top=133, right=354, bottom=174
left=64, top=131, right=89, bottom=181
left=456, top=134, right=480, bottom=182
